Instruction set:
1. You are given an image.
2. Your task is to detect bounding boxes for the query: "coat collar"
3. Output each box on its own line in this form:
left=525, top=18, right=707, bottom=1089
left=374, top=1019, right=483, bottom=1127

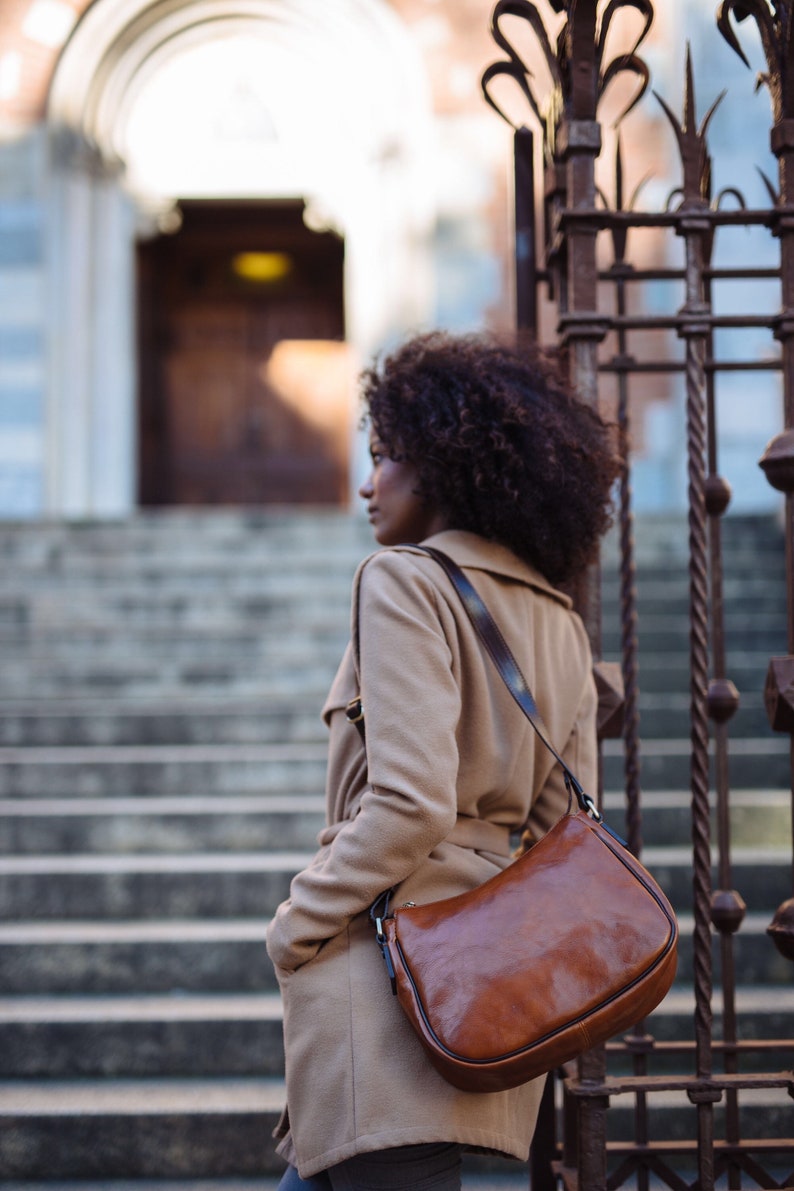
left=409, top=529, right=573, bottom=609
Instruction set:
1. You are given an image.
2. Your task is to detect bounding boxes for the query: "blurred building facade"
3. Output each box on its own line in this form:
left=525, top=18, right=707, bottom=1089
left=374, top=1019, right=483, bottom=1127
left=0, top=0, right=783, bottom=518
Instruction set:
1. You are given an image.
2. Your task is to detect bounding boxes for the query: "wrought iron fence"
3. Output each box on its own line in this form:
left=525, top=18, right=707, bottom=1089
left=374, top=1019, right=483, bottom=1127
left=482, top=3, right=794, bottom=1189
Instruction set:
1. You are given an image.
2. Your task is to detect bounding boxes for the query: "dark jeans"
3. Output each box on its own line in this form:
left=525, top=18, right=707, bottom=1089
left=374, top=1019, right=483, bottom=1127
left=277, top=1142, right=462, bottom=1191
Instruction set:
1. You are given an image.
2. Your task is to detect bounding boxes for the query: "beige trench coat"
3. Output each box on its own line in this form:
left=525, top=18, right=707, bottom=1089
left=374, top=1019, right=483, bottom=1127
left=265, top=530, right=598, bottom=1178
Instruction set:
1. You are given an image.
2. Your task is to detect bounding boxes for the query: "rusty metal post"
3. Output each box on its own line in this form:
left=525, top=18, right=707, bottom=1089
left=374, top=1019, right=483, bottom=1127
left=556, top=2, right=608, bottom=641
left=657, top=53, right=722, bottom=1191
left=702, top=245, right=744, bottom=1188
left=753, top=16, right=794, bottom=964
left=514, top=127, right=538, bottom=335
left=529, top=1074, right=557, bottom=1191
left=555, top=8, right=610, bottom=1189
left=680, top=211, right=718, bottom=1191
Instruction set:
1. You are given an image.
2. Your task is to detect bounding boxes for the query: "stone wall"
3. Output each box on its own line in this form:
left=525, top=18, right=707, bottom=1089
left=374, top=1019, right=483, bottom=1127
left=0, top=128, right=46, bottom=517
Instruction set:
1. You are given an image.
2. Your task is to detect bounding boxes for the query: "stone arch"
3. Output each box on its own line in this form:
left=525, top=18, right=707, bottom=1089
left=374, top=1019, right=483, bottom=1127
left=44, top=0, right=436, bottom=513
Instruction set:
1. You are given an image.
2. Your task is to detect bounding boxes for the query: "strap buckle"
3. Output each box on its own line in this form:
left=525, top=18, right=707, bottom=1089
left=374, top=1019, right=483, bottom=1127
left=579, top=791, right=603, bottom=822
left=345, top=697, right=364, bottom=724
left=369, top=890, right=397, bottom=994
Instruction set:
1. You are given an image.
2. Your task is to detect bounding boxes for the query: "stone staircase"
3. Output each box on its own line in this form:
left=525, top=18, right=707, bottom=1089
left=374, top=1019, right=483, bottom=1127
left=0, top=509, right=792, bottom=1187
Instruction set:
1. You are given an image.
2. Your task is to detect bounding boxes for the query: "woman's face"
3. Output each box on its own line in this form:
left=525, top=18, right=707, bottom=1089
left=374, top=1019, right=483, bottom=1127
left=359, top=433, right=448, bottom=546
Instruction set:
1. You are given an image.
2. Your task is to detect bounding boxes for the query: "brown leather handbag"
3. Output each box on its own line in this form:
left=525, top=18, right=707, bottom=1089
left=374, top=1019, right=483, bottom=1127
left=361, top=547, right=679, bottom=1094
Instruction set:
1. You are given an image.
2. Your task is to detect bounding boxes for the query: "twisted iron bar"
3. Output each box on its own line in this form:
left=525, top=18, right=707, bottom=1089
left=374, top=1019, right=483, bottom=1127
left=654, top=72, right=719, bottom=1062
left=685, top=321, right=714, bottom=1077
left=655, top=47, right=719, bottom=1190
left=607, top=142, right=644, bottom=857
left=684, top=293, right=718, bottom=1191
left=618, top=387, right=642, bottom=855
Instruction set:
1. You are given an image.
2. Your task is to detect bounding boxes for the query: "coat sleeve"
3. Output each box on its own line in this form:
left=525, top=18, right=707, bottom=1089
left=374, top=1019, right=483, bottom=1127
left=265, top=550, right=461, bottom=974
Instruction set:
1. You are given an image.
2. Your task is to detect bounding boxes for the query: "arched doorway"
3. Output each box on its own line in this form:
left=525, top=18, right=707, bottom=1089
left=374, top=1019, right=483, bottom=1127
left=45, top=0, right=435, bottom=514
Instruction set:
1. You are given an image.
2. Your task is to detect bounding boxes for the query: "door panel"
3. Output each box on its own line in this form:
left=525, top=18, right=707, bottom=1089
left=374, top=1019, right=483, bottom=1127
left=138, top=202, right=348, bottom=505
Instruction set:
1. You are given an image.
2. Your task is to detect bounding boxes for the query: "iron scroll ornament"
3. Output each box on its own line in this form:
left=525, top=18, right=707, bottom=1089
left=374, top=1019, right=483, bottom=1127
left=717, top=0, right=794, bottom=121
left=481, top=0, right=654, bottom=145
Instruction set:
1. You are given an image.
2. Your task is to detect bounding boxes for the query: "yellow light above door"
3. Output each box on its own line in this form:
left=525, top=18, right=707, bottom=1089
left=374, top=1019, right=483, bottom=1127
left=232, top=251, right=293, bottom=282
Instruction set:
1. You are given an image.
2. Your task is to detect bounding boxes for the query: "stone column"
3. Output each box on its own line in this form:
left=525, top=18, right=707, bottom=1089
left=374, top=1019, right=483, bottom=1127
left=45, top=127, right=137, bottom=516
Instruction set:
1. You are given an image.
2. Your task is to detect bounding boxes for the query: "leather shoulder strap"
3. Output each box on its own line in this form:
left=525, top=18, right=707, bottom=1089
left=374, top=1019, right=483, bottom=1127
left=415, top=545, right=597, bottom=818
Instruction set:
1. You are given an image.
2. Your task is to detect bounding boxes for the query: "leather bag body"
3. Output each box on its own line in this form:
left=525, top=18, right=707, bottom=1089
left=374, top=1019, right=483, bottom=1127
left=377, top=808, right=678, bottom=1093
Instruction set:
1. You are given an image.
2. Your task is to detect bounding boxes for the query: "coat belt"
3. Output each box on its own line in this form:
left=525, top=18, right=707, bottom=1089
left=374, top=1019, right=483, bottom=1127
left=446, top=815, right=512, bottom=856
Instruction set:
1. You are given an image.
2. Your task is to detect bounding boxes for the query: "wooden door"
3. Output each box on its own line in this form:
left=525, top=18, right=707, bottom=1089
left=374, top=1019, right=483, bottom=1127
left=137, top=202, right=350, bottom=505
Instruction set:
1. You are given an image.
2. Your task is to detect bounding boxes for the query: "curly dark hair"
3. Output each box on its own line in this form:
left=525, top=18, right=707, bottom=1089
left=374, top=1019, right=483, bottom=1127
left=360, top=331, right=620, bottom=586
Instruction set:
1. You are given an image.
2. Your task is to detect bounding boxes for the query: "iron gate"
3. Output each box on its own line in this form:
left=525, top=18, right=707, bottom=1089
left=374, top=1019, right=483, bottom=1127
left=481, top=2, right=794, bottom=1189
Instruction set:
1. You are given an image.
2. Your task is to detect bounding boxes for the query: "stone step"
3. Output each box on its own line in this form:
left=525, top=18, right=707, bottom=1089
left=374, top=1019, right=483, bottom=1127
left=1, top=584, right=783, bottom=637
left=0, top=852, right=307, bottom=920
left=0, top=588, right=354, bottom=628
left=599, top=514, right=784, bottom=561
left=0, top=564, right=357, bottom=597
left=0, top=737, right=787, bottom=800
left=0, top=920, right=275, bottom=995
left=0, top=1076, right=287, bottom=1178
left=601, top=566, right=785, bottom=595
left=0, top=518, right=753, bottom=560
left=0, top=843, right=787, bottom=920
left=623, top=713, right=787, bottom=757
left=597, top=654, right=777, bottom=696
left=0, top=551, right=362, bottom=583
left=0, top=640, right=345, bottom=676
left=0, top=699, right=328, bottom=747
left=600, top=621, right=784, bottom=656
left=0, top=510, right=370, bottom=550
left=0, top=690, right=777, bottom=747
left=0, top=585, right=351, bottom=631
left=601, top=1085, right=794, bottom=1147
left=0, top=507, right=776, bottom=552
left=602, top=737, right=790, bottom=790
left=0, top=794, right=327, bottom=854
left=1, top=984, right=792, bottom=1081
left=1, top=619, right=349, bottom=649
left=619, top=986, right=794, bottom=1053
left=0, top=545, right=781, bottom=595
left=624, top=693, right=774, bottom=741
left=0, top=1075, right=789, bottom=1180
left=0, top=669, right=340, bottom=700
left=0, top=994, right=286, bottom=1079
left=5, top=523, right=771, bottom=561
left=0, top=744, right=328, bottom=798
left=0, top=561, right=362, bottom=591
left=0, top=789, right=787, bottom=856
left=0, top=564, right=780, bottom=600
left=0, top=640, right=347, bottom=679
left=3, top=900, right=788, bottom=995
left=601, top=789, right=791, bottom=850
left=672, top=914, right=794, bottom=986
left=2, top=627, right=785, bottom=673
left=645, top=850, right=791, bottom=916
left=0, top=651, right=778, bottom=699
left=0, top=539, right=779, bottom=587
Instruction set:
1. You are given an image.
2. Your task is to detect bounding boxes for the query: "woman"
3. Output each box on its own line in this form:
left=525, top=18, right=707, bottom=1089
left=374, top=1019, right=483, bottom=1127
left=266, top=332, right=619, bottom=1190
